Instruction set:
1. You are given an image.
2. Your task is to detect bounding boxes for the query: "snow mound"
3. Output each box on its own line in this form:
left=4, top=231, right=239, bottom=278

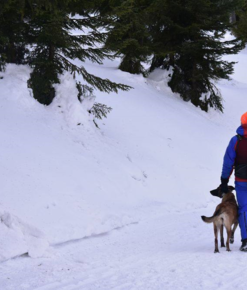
left=0, top=64, right=35, bottom=108
left=0, top=210, right=49, bottom=262
left=1, top=46, right=247, bottom=266
left=52, top=72, right=94, bottom=128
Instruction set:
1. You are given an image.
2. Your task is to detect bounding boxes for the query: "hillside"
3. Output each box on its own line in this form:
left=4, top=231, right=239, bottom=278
left=0, top=45, right=247, bottom=289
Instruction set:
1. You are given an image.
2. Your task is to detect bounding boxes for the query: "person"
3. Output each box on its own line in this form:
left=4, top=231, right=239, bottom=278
left=221, top=111, right=247, bottom=251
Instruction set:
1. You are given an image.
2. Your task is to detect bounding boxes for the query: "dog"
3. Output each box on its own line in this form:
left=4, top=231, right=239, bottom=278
left=201, top=186, right=238, bottom=253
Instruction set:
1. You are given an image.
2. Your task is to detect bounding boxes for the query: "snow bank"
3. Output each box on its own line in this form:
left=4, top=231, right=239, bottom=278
left=0, top=210, right=49, bottom=262
left=0, top=64, right=35, bottom=107
left=52, top=72, right=94, bottom=128
left=0, top=46, right=247, bottom=262
left=0, top=64, right=147, bottom=260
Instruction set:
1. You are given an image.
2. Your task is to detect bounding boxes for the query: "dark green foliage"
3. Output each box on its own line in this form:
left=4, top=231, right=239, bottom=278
left=90, top=102, right=112, bottom=120
left=0, top=38, right=7, bottom=71
left=90, top=103, right=112, bottom=128
left=28, top=65, right=57, bottom=105
left=76, top=81, right=89, bottom=103
left=233, top=1, right=247, bottom=42
left=25, top=1, right=131, bottom=105
left=1, top=0, right=245, bottom=114
left=77, top=81, right=112, bottom=128
left=0, top=0, right=131, bottom=125
left=148, top=0, right=244, bottom=112
left=27, top=6, right=67, bottom=104
left=103, top=0, right=151, bottom=75
left=0, top=0, right=29, bottom=71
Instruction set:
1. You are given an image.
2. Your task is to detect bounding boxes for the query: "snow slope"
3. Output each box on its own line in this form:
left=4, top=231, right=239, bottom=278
left=0, top=44, right=247, bottom=289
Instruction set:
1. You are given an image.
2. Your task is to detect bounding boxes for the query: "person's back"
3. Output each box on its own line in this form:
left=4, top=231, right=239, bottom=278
left=221, top=112, right=247, bottom=251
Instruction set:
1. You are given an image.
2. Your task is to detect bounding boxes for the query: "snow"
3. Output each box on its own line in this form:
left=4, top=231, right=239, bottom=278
left=0, top=45, right=247, bottom=289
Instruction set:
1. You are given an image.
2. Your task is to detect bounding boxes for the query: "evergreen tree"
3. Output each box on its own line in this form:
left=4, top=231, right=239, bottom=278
left=233, top=1, right=247, bottom=42
left=148, top=0, right=244, bottom=112
left=103, top=0, right=151, bottom=75
left=26, top=0, right=130, bottom=105
left=0, top=0, right=28, bottom=71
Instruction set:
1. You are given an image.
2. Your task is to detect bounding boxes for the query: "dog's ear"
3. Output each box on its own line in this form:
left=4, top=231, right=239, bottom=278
left=228, top=185, right=235, bottom=192
left=210, top=187, right=222, bottom=198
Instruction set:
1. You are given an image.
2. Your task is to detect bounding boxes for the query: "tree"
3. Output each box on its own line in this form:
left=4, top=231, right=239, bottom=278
left=148, top=0, right=244, bottom=112
left=0, top=0, right=28, bottom=71
left=103, top=0, right=151, bottom=75
left=233, top=1, right=247, bottom=42
left=26, top=0, right=130, bottom=105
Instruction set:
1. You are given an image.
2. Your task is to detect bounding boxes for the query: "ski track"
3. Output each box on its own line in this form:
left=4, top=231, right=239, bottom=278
left=1, top=206, right=246, bottom=290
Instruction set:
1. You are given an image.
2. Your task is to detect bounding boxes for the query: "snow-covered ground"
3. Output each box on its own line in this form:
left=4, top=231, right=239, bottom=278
left=0, top=43, right=247, bottom=289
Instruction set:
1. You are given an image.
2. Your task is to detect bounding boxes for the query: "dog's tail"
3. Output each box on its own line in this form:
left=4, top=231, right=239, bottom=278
left=201, top=209, right=222, bottom=223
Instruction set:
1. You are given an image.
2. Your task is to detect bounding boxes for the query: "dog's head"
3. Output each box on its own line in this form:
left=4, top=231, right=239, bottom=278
left=228, top=185, right=235, bottom=192
left=210, top=185, right=235, bottom=198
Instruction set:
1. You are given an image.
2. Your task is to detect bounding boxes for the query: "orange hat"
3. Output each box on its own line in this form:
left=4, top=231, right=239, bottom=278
left=241, top=112, right=247, bottom=126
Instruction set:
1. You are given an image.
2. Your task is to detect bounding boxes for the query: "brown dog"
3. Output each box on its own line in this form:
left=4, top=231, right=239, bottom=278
left=201, top=186, right=238, bottom=253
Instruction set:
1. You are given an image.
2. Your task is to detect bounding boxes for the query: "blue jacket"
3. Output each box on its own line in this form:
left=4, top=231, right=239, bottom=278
left=221, top=125, right=247, bottom=181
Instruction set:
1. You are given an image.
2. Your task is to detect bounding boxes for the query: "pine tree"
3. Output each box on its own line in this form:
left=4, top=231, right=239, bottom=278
left=233, top=1, right=247, bottom=42
left=0, top=0, right=28, bottom=71
left=103, top=0, right=151, bottom=75
left=26, top=0, right=130, bottom=105
left=148, top=0, right=244, bottom=112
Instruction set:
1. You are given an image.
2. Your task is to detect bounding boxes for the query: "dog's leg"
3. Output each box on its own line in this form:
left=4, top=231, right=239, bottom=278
left=230, top=222, right=238, bottom=244
left=226, top=225, right=231, bottom=252
left=214, top=224, right=219, bottom=253
left=220, top=224, right=225, bottom=247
